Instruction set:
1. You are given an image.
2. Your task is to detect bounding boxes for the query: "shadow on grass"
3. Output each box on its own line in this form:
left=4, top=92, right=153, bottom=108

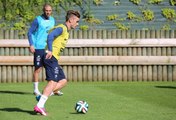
left=0, top=90, right=31, bottom=95
left=70, top=112, right=86, bottom=115
left=0, top=107, right=37, bottom=115
left=155, top=86, right=176, bottom=89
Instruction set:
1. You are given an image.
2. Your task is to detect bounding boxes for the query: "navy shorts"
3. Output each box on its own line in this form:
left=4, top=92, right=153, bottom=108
left=44, top=55, right=66, bottom=82
left=34, top=49, right=45, bottom=69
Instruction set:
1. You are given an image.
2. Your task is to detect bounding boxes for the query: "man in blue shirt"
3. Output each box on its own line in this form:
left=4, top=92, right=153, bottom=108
left=28, top=4, right=61, bottom=96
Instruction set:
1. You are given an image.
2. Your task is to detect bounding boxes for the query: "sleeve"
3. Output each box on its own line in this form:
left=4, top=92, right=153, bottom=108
left=47, top=27, right=63, bottom=51
left=27, top=18, right=38, bottom=46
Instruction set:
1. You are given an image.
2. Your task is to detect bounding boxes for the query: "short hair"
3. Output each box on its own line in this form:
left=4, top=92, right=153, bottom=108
left=65, top=10, right=80, bottom=21
left=43, top=3, right=52, bottom=12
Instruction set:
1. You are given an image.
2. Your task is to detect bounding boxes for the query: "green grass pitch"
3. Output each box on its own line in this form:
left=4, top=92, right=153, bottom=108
left=0, top=81, right=176, bottom=120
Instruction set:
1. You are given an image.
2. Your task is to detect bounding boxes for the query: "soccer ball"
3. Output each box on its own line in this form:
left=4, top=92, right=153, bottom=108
left=75, top=100, right=89, bottom=114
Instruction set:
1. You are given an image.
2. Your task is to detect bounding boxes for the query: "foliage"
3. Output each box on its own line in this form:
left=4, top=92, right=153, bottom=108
left=113, top=0, right=120, bottom=6
left=126, top=11, right=143, bottom=22
left=84, top=17, right=103, bottom=25
left=59, top=0, right=83, bottom=11
left=106, top=14, right=118, bottom=21
left=0, top=0, right=100, bottom=35
left=161, top=8, right=176, bottom=20
left=93, top=0, right=103, bottom=6
left=79, top=25, right=89, bottom=31
left=81, top=0, right=94, bottom=20
left=73, top=0, right=83, bottom=6
left=161, top=24, right=171, bottom=30
left=129, top=0, right=141, bottom=5
left=148, top=0, right=163, bottom=4
left=113, top=22, right=130, bottom=30
left=81, top=0, right=103, bottom=28
left=170, top=0, right=176, bottom=6
left=127, top=11, right=136, bottom=20
left=0, top=0, right=62, bottom=36
left=0, top=0, right=176, bottom=33
left=142, top=9, right=154, bottom=21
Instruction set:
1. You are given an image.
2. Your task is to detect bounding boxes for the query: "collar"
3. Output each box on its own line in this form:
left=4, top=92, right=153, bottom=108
left=63, top=23, right=69, bottom=32
left=41, top=14, right=49, bottom=20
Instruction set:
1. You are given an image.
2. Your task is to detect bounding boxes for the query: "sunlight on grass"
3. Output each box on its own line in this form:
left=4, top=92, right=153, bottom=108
left=0, top=82, right=176, bottom=120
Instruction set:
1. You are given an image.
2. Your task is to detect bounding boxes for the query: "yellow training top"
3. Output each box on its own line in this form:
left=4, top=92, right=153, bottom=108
left=50, top=24, right=69, bottom=60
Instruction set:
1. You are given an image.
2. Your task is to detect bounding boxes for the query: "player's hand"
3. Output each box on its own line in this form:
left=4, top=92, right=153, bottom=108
left=29, top=46, right=35, bottom=53
left=46, top=51, right=52, bottom=59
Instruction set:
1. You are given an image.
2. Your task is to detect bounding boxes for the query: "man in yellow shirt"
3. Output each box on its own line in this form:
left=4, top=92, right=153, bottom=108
left=34, top=10, right=80, bottom=116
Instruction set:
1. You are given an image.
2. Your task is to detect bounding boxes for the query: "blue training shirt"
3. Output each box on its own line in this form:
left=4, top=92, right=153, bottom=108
left=28, top=15, right=55, bottom=49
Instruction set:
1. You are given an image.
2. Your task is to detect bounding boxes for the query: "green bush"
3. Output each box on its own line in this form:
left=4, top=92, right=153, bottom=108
left=113, top=22, right=130, bottom=30
left=129, top=0, right=141, bottom=5
left=93, top=0, right=103, bottom=6
left=162, top=8, right=176, bottom=20
left=142, top=9, right=154, bottom=21
left=161, top=24, right=171, bottom=30
left=113, top=0, right=120, bottom=6
left=127, top=11, right=136, bottom=20
left=0, top=0, right=62, bottom=35
left=106, top=14, right=118, bottom=21
left=170, top=0, right=176, bottom=6
left=79, top=25, right=89, bottom=31
left=148, top=0, right=163, bottom=4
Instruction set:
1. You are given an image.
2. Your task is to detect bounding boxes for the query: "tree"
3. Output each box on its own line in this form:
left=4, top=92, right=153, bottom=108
left=0, top=0, right=61, bottom=35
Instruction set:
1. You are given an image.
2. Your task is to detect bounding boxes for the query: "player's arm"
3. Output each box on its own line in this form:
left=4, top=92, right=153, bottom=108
left=27, top=18, right=38, bottom=53
left=46, top=27, right=63, bottom=59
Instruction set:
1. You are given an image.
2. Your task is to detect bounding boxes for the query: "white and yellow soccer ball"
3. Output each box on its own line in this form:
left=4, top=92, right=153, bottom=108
left=75, top=100, right=89, bottom=114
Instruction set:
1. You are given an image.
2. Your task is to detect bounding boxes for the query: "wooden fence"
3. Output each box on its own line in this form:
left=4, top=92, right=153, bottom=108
left=1, top=39, right=176, bottom=56
left=0, top=29, right=176, bottom=39
left=0, top=64, right=176, bottom=83
left=0, top=38, right=176, bottom=83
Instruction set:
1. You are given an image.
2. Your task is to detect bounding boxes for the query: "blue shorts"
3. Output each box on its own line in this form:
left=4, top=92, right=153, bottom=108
left=34, top=49, right=45, bottom=69
left=44, top=55, right=66, bottom=82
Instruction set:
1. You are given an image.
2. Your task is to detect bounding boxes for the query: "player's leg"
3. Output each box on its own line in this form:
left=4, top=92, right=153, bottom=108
left=53, top=65, right=67, bottom=95
left=34, top=55, right=61, bottom=116
left=53, top=79, right=67, bottom=95
left=34, top=80, right=57, bottom=116
left=33, top=67, right=42, bottom=95
left=36, top=79, right=67, bottom=101
left=43, top=80, right=57, bottom=96
left=33, top=49, right=45, bottom=95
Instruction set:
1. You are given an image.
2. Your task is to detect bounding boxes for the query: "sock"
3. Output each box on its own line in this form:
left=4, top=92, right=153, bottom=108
left=37, top=95, right=48, bottom=108
left=50, top=92, right=54, bottom=96
left=33, top=82, right=39, bottom=92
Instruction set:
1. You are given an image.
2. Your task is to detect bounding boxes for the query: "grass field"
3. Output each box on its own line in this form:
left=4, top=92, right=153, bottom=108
left=0, top=81, right=176, bottom=120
